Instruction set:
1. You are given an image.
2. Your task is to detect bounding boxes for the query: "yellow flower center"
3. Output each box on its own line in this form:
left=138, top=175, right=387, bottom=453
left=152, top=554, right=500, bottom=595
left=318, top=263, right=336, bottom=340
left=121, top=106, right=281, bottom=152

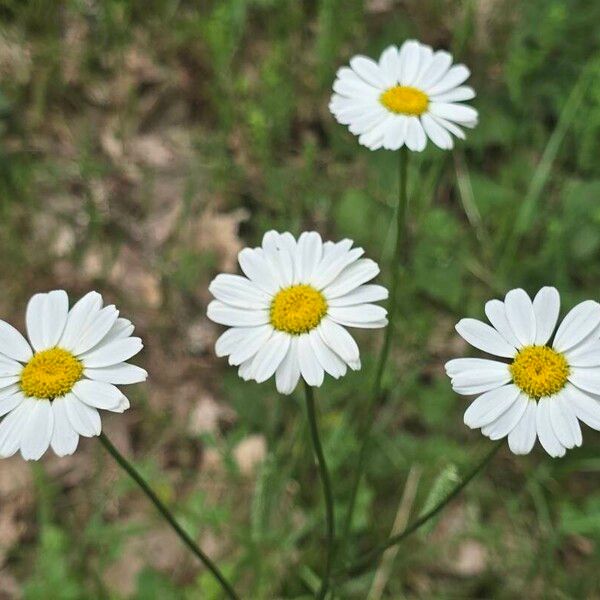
left=270, top=284, right=328, bottom=335
left=380, top=85, right=429, bottom=116
left=20, top=347, right=83, bottom=400
left=510, top=345, right=569, bottom=399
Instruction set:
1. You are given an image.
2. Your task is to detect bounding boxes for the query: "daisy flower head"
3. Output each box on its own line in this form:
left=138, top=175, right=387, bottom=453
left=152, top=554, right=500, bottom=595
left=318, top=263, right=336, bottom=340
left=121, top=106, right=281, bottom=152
left=0, top=291, right=147, bottom=460
left=446, top=287, right=600, bottom=458
left=330, top=39, right=478, bottom=151
left=207, top=231, right=388, bottom=395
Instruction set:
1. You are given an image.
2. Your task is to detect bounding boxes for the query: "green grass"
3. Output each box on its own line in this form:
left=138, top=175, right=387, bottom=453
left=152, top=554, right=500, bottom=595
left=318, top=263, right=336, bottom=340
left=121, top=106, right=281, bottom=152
left=1, top=0, right=600, bottom=597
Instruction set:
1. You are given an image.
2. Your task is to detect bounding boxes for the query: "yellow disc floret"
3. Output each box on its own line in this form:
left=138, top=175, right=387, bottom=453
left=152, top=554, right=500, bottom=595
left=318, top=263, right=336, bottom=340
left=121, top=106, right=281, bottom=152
left=20, top=347, right=83, bottom=400
left=380, top=85, right=429, bottom=116
left=510, top=345, right=569, bottom=399
left=270, top=284, right=328, bottom=335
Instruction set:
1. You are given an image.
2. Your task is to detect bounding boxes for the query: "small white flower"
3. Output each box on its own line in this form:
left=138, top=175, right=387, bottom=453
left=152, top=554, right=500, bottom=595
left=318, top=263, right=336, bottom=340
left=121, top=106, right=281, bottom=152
left=207, top=231, right=388, bottom=394
left=447, top=287, right=600, bottom=457
left=330, top=39, right=478, bottom=151
left=0, top=290, right=147, bottom=460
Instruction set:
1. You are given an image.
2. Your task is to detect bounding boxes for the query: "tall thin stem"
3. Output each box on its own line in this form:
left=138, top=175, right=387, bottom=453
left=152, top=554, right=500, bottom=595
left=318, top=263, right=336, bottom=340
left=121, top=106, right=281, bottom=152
left=339, top=441, right=502, bottom=580
left=342, top=147, right=410, bottom=542
left=98, top=433, right=240, bottom=600
left=304, top=382, right=336, bottom=600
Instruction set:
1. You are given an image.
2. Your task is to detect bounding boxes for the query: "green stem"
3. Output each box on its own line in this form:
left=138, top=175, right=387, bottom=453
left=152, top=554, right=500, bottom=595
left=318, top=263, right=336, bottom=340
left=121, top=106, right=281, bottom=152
left=341, top=147, right=409, bottom=542
left=98, top=433, right=240, bottom=600
left=339, top=441, right=501, bottom=580
left=304, top=383, right=336, bottom=600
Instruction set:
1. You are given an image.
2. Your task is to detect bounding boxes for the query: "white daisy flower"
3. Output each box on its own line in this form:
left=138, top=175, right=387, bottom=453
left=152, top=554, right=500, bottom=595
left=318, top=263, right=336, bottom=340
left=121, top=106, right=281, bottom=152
left=207, top=230, right=388, bottom=395
left=0, top=290, right=147, bottom=460
left=330, top=39, right=478, bottom=151
left=446, top=287, right=600, bottom=458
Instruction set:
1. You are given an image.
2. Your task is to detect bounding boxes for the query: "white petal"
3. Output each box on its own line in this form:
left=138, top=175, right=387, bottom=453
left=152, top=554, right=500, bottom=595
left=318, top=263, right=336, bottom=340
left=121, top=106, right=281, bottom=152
left=209, top=274, right=271, bottom=309
left=405, top=116, right=427, bottom=152
left=420, top=113, right=453, bottom=150
left=59, top=291, right=103, bottom=351
left=455, top=318, right=517, bottom=358
left=309, top=330, right=346, bottom=379
left=275, top=338, right=301, bottom=395
left=398, top=40, right=422, bottom=85
left=553, top=300, right=600, bottom=352
left=250, top=332, right=290, bottom=383
left=536, top=397, right=566, bottom=457
left=564, top=383, right=600, bottom=430
left=93, top=318, right=135, bottom=348
left=328, top=304, right=387, bottom=328
left=64, top=393, right=101, bottom=437
left=549, top=391, right=582, bottom=449
left=350, top=55, right=388, bottom=88
left=382, top=116, right=408, bottom=150
left=296, top=232, right=323, bottom=282
left=481, top=393, right=528, bottom=440
left=0, top=354, right=24, bottom=377
left=445, top=357, right=509, bottom=377
left=568, top=367, right=600, bottom=395
left=450, top=364, right=512, bottom=396
left=84, top=363, right=147, bottom=385
left=327, top=284, right=388, bottom=307
left=262, top=231, right=295, bottom=288
left=80, top=337, right=143, bottom=368
left=72, top=305, right=120, bottom=356
left=426, top=64, right=471, bottom=95
left=378, top=45, right=400, bottom=86
left=430, top=86, right=475, bottom=102
left=507, top=401, right=537, bottom=455
left=428, top=102, right=478, bottom=125
left=532, top=287, right=560, bottom=345
left=0, top=320, right=33, bottom=362
left=25, top=293, right=45, bottom=352
left=20, top=399, right=53, bottom=461
left=0, top=399, right=31, bottom=458
left=323, top=259, right=380, bottom=299
left=564, top=340, right=600, bottom=367
left=504, top=289, right=536, bottom=346
left=416, top=50, right=452, bottom=89
left=207, top=301, right=269, bottom=327
left=431, top=115, right=466, bottom=138
left=228, top=326, right=273, bottom=366
left=484, top=300, right=521, bottom=348
left=332, top=74, right=380, bottom=99
left=110, top=395, right=130, bottom=413
left=357, top=115, right=391, bottom=150
left=317, top=318, right=360, bottom=368
left=238, top=358, right=255, bottom=381
left=50, top=397, right=80, bottom=456
left=41, top=290, right=69, bottom=349
left=311, top=241, right=363, bottom=290
left=298, top=334, right=324, bottom=387
left=0, top=389, right=24, bottom=417
left=0, top=376, right=20, bottom=390
left=215, top=327, right=251, bottom=357
left=72, top=379, right=123, bottom=410
left=348, top=106, right=389, bottom=135
left=463, top=384, right=521, bottom=428
left=238, top=248, right=279, bottom=295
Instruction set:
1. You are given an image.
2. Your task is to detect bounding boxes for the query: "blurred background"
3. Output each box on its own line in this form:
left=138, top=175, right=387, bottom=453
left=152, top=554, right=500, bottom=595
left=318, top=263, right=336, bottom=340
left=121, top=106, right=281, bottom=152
left=1, top=0, right=600, bottom=598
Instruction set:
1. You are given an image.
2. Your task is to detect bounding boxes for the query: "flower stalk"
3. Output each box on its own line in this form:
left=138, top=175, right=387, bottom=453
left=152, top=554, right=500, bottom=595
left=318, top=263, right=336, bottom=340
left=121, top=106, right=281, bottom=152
left=304, top=383, right=336, bottom=600
left=338, top=441, right=502, bottom=581
left=342, top=146, right=410, bottom=542
left=98, top=432, right=240, bottom=600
